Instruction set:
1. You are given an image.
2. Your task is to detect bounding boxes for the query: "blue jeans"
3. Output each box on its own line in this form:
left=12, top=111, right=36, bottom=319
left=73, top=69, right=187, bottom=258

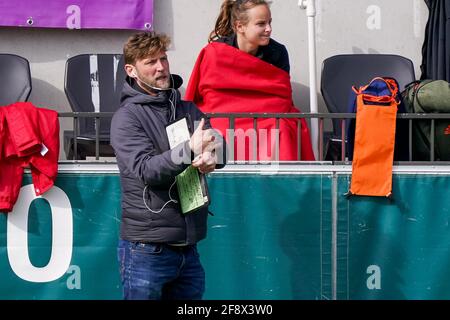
left=117, top=239, right=205, bottom=300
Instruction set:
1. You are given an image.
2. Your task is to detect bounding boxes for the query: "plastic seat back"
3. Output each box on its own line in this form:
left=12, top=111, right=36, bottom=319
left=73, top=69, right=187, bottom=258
left=0, top=54, right=31, bottom=106
left=64, top=53, right=125, bottom=135
left=64, top=54, right=125, bottom=159
left=321, top=54, right=415, bottom=138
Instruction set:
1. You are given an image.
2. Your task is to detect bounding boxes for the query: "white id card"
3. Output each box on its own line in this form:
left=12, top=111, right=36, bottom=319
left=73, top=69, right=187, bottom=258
left=165, top=117, right=191, bottom=149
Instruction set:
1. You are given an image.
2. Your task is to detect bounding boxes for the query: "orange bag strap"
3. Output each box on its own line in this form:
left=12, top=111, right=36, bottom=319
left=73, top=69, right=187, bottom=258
left=352, top=77, right=400, bottom=105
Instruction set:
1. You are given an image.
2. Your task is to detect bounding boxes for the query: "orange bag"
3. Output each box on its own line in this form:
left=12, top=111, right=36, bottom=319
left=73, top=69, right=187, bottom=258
left=349, top=78, right=399, bottom=197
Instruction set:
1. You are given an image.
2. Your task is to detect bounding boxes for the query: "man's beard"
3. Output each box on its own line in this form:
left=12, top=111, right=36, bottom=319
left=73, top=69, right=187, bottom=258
left=152, top=74, right=171, bottom=89
left=137, top=72, right=171, bottom=91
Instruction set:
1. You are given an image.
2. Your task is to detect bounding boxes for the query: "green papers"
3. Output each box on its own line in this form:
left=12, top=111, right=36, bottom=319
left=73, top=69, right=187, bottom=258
left=176, top=165, right=209, bottom=214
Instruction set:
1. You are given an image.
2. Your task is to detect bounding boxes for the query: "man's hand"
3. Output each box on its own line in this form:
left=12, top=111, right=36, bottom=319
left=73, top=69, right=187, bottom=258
left=189, top=118, right=216, bottom=155
left=192, top=150, right=217, bottom=174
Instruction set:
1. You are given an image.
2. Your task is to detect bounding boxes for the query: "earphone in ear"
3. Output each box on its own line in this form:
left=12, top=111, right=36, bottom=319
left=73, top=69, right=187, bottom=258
left=129, top=68, right=138, bottom=79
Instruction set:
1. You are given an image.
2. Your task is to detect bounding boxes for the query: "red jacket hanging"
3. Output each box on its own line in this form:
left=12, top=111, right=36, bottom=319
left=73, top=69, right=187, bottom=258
left=0, top=102, right=59, bottom=212
left=185, top=42, right=315, bottom=161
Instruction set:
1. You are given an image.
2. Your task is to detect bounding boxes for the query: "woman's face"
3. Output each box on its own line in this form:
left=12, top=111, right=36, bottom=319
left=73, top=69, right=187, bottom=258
left=237, top=4, right=272, bottom=49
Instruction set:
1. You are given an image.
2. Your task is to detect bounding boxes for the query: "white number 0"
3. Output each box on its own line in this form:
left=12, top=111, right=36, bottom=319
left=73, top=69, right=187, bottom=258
left=7, top=185, right=73, bottom=282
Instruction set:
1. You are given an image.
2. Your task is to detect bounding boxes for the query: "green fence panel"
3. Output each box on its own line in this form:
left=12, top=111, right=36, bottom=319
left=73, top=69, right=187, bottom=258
left=337, top=174, right=450, bottom=299
left=202, top=174, right=331, bottom=300
left=3, top=170, right=448, bottom=300
left=0, top=172, right=330, bottom=300
left=0, top=174, right=122, bottom=300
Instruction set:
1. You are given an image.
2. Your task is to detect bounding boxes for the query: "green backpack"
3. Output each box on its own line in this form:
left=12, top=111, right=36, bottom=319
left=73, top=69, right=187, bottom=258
left=401, top=80, right=450, bottom=161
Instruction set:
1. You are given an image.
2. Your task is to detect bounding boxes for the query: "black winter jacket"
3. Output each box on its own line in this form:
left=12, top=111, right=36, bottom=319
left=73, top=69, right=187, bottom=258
left=110, top=75, right=225, bottom=245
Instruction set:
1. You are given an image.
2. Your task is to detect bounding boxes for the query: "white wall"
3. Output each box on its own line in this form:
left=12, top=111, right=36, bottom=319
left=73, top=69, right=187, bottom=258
left=0, top=0, right=429, bottom=158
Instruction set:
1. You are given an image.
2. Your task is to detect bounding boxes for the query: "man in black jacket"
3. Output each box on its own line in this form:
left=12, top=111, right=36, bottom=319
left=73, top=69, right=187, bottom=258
left=110, top=31, right=226, bottom=300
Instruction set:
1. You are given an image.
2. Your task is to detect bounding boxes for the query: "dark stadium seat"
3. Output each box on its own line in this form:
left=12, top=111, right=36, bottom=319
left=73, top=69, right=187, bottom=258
left=320, top=54, right=415, bottom=160
left=0, top=54, right=32, bottom=106
left=64, top=54, right=126, bottom=160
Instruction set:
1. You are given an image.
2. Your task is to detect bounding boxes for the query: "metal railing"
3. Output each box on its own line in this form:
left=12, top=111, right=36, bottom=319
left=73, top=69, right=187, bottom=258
left=59, top=112, right=114, bottom=161
left=58, top=112, right=450, bottom=164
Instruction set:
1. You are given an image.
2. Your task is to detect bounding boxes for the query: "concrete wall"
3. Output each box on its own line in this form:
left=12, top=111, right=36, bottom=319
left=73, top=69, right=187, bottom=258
left=0, top=0, right=429, bottom=158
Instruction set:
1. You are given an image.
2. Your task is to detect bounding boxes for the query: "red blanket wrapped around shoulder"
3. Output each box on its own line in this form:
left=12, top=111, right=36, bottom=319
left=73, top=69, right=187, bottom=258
left=185, top=42, right=314, bottom=161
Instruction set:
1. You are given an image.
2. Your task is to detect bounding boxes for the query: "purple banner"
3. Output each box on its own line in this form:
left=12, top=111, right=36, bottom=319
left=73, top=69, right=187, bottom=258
left=0, top=0, right=153, bottom=30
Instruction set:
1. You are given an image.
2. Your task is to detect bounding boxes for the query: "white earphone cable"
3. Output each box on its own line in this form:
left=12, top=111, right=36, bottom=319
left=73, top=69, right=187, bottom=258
left=142, top=179, right=178, bottom=214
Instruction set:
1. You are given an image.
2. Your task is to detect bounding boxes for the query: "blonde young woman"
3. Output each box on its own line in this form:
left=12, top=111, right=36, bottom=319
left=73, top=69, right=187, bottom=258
left=186, top=0, right=314, bottom=161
